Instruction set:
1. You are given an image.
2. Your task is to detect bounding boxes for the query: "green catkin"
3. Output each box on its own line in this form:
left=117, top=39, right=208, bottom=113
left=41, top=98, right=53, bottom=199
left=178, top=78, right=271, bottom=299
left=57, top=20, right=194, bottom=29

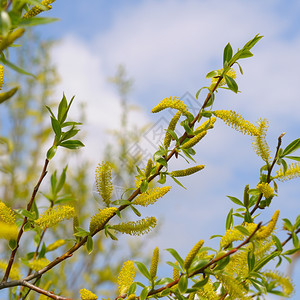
left=117, top=261, right=136, bottom=295
left=173, top=262, right=179, bottom=281
left=256, top=210, right=279, bottom=239
left=181, top=130, right=207, bottom=149
left=214, top=110, right=259, bottom=136
left=170, top=165, right=205, bottom=177
left=263, top=270, right=294, bottom=297
left=144, top=158, right=154, bottom=178
left=0, top=200, right=16, bottom=224
left=112, top=217, right=157, bottom=236
left=252, top=118, right=271, bottom=162
left=95, top=161, right=114, bottom=206
left=80, top=288, right=98, bottom=300
left=150, top=247, right=159, bottom=279
left=89, top=207, right=117, bottom=234
left=195, top=117, right=216, bottom=132
left=23, top=0, right=56, bottom=19
left=132, top=186, right=171, bottom=206
left=35, top=206, right=75, bottom=229
left=164, top=111, right=181, bottom=148
left=275, top=162, right=300, bottom=182
left=184, top=240, right=204, bottom=271
left=257, top=182, right=274, bottom=198
left=151, top=96, right=191, bottom=117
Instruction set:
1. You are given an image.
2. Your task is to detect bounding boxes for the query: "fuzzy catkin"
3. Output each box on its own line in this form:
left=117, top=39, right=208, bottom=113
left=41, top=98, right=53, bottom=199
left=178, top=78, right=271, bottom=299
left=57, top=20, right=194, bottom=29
left=144, top=158, right=154, bottom=178
left=164, top=111, right=181, bottom=148
left=89, top=207, right=117, bottom=234
left=181, top=131, right=207, bottom=149
left=257, top=182, right=274, bottom=198
left=275, top=162, right=300, bottom=182
left=0, top=65, right=3, bottom=90
left=195, top=117, right=216, bottom=132
left=150, top=247, right=159, bottom=279
left=184, top=240, right=204, bottom=270
left=95, top=161, right=113, bottom=206
left=80, top=288, right=98, bottom=300
left=151, top=96, right=190, bottom=117
left=0, top=200, right=16, bottom=224
left=170, top=165, right=204, bottom=177
left=256, top=210, right=279, bottom=239
left=117, top=261, right=136, bottom=295
left=0, top=222, right=18, bottom=240
left=132, top=186, right=171, bottom=207
left=23, top=0, right=55, bottom=18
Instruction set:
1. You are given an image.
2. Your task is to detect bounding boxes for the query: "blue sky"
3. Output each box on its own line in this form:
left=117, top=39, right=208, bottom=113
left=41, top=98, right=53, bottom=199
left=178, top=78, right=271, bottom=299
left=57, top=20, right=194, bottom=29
left=7, top=0, right=300, bottom=298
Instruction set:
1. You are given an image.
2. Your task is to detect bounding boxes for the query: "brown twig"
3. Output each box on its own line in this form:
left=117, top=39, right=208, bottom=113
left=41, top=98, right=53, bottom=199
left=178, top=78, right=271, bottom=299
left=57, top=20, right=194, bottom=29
left=2, top=158, right=49, bottom=283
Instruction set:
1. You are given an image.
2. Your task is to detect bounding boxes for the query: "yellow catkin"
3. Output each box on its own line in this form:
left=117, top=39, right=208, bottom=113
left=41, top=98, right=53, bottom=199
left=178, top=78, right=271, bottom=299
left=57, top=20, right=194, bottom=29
left=195, top=117, right=217, bottom=132
left=184, top=240, right=204, bottom=271
left=210, top=68, right=237, bottom=88
left=181, top=130, right=207, bottom=149
left=256, top=210, right=279, bottom=239
left=35, top=206, right=75, bottom=229
left=220, top=223, right=258, bottom=248
left=150, top=247, right=159, bottom=279
left=197, top=278, right=219, bottom=299
left=46, top=239, right=66, bottom=252
left=254, top=237, right=275, bottom=260
left=151, top=96, right=191, bottom=117
left=257, top=182, right=274, bottom=198
left=170, top=165, right=205, bottom=177
left=112, top=217, right=157, bottom=236
left=264, top=271, right=294, bottom=296
left=275, top=162, right=300, bottom=182
left=95, top=161, right=114, bottom=206
left=80, top=288, right=98, bottom=300
left=118, top=261, right=136, bottom=295
left=0, top=222, right=18, bottom=240
left=28, top=258, right=50, bottom=271
left=89, top=207, right=117, bottom=234
left=23, top=0, right=56, bottom=18
left=214, top=110, right=259, bottom=136
left=0, top=200, right=16, bottom=224
left=252, top=118, right=271, bottom=163
left=132, top=186, right=171, bottom=207
left=173, top=261, right=179, bottom=281
left=164, top=111, right=181, bottom=148
left=127, top=294, right=137, bottom=300
left=0, top=65, right=3, bottom=90
left=144, top=158, right=154, bottom=178
left=0, top=260, right=21, bottom=280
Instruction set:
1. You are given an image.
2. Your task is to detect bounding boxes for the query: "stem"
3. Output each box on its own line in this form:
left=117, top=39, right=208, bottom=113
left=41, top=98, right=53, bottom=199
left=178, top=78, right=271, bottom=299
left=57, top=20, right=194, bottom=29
left=2, top=158, right=49, bottom=283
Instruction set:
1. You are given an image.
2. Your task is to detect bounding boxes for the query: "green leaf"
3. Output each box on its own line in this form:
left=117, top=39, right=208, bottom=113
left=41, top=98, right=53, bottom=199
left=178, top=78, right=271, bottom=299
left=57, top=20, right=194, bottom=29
left=282, top=218, right=293, bottom=232
left=226, top=208, right=233, bottom=230
left=18, top=17, right=59, bottom=27
left=225, top=75, right=238, bottom=93
left=56, top=166, right=67, bottom=193
left=248, top=189, right=261, bottom=196
left=189, top=259, right=210, bottom=272
left=235, top=61, right=243, bottom=75
left=73, top=227, right=89, bottom=237
left=128, top=282, right=137, bottom=295
left=285, top=155, right=300, bottom=162
left=214, top=256, right=230, bottom=270
left=170, top=176, right=186, bottom=189
left=8, top=239, right=17, bottom=251
left=272, top=235, right=283, bottom=252
left=227, top=195, right=244, bottom=206
left=166, top=261, right=182, bottom=271
left=157, top=173, right=166, bottom=184
left=206, top=70, right=219, bottom=78
left=195, top=86, right=209, bottom=100
left=111, top=199, right=131, bottom=206
left=292, top=232, right=299, bottom=248
left=282, top=138, right=300, bottom=156
left=295, top=215, right=300, bottom=229
left=135, top=261, right=151, bottom=280
left=178, top=275, right=188, bottom=294
left=223, top=43, right=233, bottom=66
left=239, top=50, right=253, bottom=59
left=0, top=54, right=36, bottom=77
left=165, top=248, right=184, bottom=269
left=51, top=117, right=61, bottom=138
left=21, top=210, right=35, bottom=220
left=86, top=235, right=93, bottom=254
left=155, top=277, right=173, bottom=286
left=140, top=180, right=148, bottom=193
left=244, top=210, right=253, bottom=223
left=130, top=205, right=141, bottom=217
left=247, top=251, right=255, bottom=272
left=160, top=288, right=171, bottom=297
left=0, top=11, right=11, bottom=36
left=59, top=140, right=84, bottom=150
left=253, top=251, right=279, bottom=272
left=156, top=157, right=167, bottom=167
left=57, top=94, right=68, bottom=123
left=282, top=248, right=300, bottom=256
left=235, top=225, right=249, bottom=236
left=192, top=276, right=209, bottom=288
left=140, top=286, right=151, bottom=300
left=50, top=170, right=57, bottom=195
left=38, top=243, right=46, bottom=258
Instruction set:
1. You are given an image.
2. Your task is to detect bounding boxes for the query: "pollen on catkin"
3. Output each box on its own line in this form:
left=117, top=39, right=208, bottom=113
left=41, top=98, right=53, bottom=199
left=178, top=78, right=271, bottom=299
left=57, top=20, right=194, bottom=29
left=220, top=223, right=258, bottom=248
left=145, top=158, right=154, bottom=178
left=184, top=240, right=204, bottom=271
left=151, top=96, right=191, bottom=117
left=213, top=110, right=259, bottom=136
left=34, top=206, right=75, bottom=229
left=173, top=261, right=180, bottom=281
left=257, top=182, right=274, bottom=198
left=150, top=247, right=159, bottom=279
left=23, top=0, right=56, bottom=18
left=0, top=222, right=18, bottom=240
left=256, top=210, right=279, bottom=240
left=80, top=288, right=98, bottom=300
left=170, top=165, right=205, bottom=177
left=0, top=260, right=21, bottom=280
left=210, top=68, right=237, bottom=88
left=95, top=161, right=114, bottom=206
left=181, top=130, right=207, bottom=149
left=117, top=260, right=136, bottom=295
left=275, top=162, right=300, bottom=182
left=0, top=65, right=3, bottom=90
left=195, top=117, right=217, bottom=132
left=264, top=270, right=294, bottom=297
left=132, top=186, right=171, bottom=207
left=46, top=239, right=66, bottom=252
left=28, top=258, right=50, bottom=271
left=112, top=217, right=157, bottom=236
left=252, top=118, right=271, bottom=163
left=164, top=111, right=181, bottom=148
left=89, top=207, right=117, bottom=234
left=0, top=200, right=16, bottom=224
